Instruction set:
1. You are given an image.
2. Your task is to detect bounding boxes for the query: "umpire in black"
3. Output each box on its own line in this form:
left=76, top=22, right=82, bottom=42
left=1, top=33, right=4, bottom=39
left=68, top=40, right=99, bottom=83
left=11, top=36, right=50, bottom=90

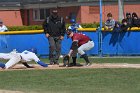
left=43, top=8, right=66, bottom=65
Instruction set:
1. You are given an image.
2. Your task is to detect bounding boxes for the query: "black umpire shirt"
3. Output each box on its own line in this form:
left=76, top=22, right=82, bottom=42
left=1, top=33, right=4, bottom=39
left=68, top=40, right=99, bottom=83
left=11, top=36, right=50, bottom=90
left=43, top=15, right=66, bottom=37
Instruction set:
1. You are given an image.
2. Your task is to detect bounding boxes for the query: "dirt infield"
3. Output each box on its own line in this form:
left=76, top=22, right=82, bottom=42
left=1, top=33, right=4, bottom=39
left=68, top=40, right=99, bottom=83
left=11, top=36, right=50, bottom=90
left=0, top=63, right=140, bottom=71
left=0, top=90, right=24, bottom=93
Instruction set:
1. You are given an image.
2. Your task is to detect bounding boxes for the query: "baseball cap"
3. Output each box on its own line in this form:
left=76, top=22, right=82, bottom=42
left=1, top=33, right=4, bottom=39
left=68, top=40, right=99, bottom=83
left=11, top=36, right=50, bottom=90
left=28, top=48, right=37, bottom=54
left=51, top=9, right=58, bottom=18
left=52, top=9, right=58, bottom=14
left=70, top=19, right=76, bottom=23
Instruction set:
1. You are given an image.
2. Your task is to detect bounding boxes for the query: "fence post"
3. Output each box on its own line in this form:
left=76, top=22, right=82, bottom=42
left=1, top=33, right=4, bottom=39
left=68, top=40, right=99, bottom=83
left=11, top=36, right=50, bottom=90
left=98, top=0, right=103, bottom=57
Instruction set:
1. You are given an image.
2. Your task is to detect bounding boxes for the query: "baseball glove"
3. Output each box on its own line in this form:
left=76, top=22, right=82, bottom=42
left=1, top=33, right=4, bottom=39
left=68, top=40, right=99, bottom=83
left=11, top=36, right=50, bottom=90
left=63, top=55, right=70, bottom=67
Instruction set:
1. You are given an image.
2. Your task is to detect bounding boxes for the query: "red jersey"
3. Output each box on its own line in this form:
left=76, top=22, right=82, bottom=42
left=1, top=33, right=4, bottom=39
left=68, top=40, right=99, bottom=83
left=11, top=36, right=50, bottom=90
left=72, top=33, right=91, bottom=46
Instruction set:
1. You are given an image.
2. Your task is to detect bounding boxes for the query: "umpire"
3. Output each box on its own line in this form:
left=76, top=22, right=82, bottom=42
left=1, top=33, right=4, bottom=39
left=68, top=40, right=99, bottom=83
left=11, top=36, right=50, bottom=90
left=43, top=8, right=66, bottom=65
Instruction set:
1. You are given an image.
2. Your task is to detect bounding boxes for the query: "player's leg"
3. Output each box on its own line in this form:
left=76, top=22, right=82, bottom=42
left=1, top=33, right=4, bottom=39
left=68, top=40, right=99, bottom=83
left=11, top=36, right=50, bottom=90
left=55, top=38, right=62, bottom=65
left=5, top=54, right=21, bottom=69
left=0, top=53, right=12, bottom=69
left=78, top=41, right=94, bottom=66
left=78, top=41, right=94, bottom=54
left=0, top=53, right=11, bottom=59
left=70, top=50, right=78, bottom=66
left=48, top=37, right=56, bottom=64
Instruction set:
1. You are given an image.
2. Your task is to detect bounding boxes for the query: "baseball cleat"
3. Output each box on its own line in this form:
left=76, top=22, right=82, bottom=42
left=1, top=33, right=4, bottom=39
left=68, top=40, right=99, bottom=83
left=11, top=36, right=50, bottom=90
left=85, top=62, right=91, bottom=66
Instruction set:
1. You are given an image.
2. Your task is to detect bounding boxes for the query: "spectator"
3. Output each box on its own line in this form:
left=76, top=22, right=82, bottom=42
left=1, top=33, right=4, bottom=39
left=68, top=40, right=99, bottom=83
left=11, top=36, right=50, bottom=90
left=0, top=20, right=8, bottom=32
left=113, top=20, right=128, bottom=32
left=66, top=31, right=94, bottom=66
left=126, top=13, right=132, bottom=28
left=43, top=8, right=66, bottom=65
left=68, top=19, right=82, bottom=33
left=104, top=13, right=115, bottom=30
left=132, top=12, right=140, bottom=27
left=121, top=19, right=129, bottom=31
left=113, top=21, right=121, bottom=32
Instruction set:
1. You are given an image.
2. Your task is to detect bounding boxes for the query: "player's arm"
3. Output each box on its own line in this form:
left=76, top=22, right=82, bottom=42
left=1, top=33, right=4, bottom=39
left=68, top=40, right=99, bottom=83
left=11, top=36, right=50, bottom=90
left=70, top=40, right=78, bottom=51
left=32, top=54, right=48, bottom=67
left=22, top=62, right=34, bottom=68
left=36, top=61, right=48, bottom=67
left=68, top=49, right=73, bottom=56
left=61, top=19, right=66, bottom=37
left=42, top=18, right=49, bottom=34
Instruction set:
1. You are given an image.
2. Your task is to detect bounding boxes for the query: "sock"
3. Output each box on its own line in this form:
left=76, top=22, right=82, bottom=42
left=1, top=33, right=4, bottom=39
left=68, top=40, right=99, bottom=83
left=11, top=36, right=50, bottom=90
left=72, top=57, right=77, bottom=65
left=81, top=54, right=90, bottom=63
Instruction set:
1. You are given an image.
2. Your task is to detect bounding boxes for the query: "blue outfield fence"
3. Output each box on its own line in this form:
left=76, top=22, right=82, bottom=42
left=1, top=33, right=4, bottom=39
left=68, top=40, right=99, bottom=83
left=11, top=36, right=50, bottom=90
left=102, top=31, right=140, bottom=55
left=0, top=30, right=140, bottom=56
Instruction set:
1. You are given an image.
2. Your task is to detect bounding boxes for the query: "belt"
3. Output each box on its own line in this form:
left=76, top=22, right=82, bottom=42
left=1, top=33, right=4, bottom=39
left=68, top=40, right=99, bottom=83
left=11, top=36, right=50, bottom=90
left=86, top=39, right=92, bottom=43
left=20, top=55, right=22, bottom=59
left=89, top=39, right=92, bottom=41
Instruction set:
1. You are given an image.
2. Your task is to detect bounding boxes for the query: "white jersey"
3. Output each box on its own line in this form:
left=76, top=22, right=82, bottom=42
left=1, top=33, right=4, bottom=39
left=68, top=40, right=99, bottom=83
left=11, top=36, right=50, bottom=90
left=19, top=50, right=40, bottom=62
left=0, top=25, right=8, bottom=32
left=0, top=50, right=40, bottom=69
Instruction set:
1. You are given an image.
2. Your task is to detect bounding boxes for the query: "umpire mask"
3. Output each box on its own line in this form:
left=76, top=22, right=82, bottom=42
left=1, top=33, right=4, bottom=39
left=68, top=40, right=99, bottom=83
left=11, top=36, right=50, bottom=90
left=52, top=9, right=58, bottom=18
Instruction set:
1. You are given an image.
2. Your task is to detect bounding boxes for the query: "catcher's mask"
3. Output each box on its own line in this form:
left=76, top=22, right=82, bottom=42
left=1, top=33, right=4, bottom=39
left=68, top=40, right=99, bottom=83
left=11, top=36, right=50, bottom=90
left=63, top=55, right=70, bottom=67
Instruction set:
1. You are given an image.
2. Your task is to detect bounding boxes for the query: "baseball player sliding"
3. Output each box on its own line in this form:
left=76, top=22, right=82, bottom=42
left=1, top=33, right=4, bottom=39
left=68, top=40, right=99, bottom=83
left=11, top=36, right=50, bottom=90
left=0, top=49, right=48, bottom=69
left=66, top=30, right=94, bottom=66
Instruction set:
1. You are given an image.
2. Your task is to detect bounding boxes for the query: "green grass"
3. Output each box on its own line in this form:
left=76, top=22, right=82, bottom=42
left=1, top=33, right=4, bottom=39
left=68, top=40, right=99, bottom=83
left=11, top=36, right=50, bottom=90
left=0, top=58, right=140, bottom=93
left=90, top=57, right=140, bottom=64
left=0, top=68, right=140, bottom=93
left=1, top=57, right=140, bottom=64
left=41, top=57, right=140, bottom=64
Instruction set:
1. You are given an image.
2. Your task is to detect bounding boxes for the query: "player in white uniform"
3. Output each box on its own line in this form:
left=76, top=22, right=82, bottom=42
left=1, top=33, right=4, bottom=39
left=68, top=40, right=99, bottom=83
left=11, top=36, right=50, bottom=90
left=0, top=20, right=8, bottom=32
left=0, top=49, right=48, bottom=69
left=68, top=19, right=82, bottom=33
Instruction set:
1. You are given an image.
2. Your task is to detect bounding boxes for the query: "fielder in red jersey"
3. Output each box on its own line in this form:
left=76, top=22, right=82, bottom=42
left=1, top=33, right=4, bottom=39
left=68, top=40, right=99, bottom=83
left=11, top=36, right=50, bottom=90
left=72, top=33, right=91, bottom=46
left=66, top=31, right=94, bottom=66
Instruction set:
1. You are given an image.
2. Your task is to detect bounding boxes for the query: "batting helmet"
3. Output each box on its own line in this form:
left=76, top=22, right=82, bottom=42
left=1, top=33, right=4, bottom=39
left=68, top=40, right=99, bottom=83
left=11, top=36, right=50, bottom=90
left=28, top=48, right=37, bottom=54
left=70, top=19, right=76, bottom=23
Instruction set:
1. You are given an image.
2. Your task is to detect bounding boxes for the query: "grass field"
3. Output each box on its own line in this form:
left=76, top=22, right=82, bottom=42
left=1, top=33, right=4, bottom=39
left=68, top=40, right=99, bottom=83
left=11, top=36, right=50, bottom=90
left=0, top=58, right=140, bottom=93
left=41, top=57, right=140, bottom=64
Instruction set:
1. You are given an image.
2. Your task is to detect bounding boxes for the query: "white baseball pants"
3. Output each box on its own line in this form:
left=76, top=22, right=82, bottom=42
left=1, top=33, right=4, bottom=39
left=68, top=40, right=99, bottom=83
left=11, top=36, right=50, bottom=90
left=0, top=53, right=21, bottom=69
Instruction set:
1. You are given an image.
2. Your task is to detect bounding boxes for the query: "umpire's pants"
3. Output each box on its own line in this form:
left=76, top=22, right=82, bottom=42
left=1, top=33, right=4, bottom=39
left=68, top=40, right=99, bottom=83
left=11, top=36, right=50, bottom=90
left=48, top=36, right=61, bottom=63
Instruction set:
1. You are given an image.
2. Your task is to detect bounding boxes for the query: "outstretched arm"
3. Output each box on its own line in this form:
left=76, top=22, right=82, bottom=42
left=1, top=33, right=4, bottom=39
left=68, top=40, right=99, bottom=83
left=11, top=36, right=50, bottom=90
left=36, top=61, right=48, bottom=67
left=22, top=62, right=34, bottom=68
left=32, top=53, right=48, bottom=67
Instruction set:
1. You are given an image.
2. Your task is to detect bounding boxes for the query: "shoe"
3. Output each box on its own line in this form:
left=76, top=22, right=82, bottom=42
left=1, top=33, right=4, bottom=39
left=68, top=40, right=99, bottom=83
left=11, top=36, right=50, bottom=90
left=54, top=62, right=59, bottom=65
left=84, top=62, right=91, bottom=66
left=69, top=63, right=76, bottom=66
left=61, top=64, right=69, bottom=67
left=49, top=62, right=54, bottom=65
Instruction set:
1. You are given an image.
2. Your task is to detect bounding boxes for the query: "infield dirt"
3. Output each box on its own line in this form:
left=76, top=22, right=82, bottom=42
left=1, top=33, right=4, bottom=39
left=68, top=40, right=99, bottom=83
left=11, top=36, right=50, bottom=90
left=0, top=63, right=140, bottom=71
